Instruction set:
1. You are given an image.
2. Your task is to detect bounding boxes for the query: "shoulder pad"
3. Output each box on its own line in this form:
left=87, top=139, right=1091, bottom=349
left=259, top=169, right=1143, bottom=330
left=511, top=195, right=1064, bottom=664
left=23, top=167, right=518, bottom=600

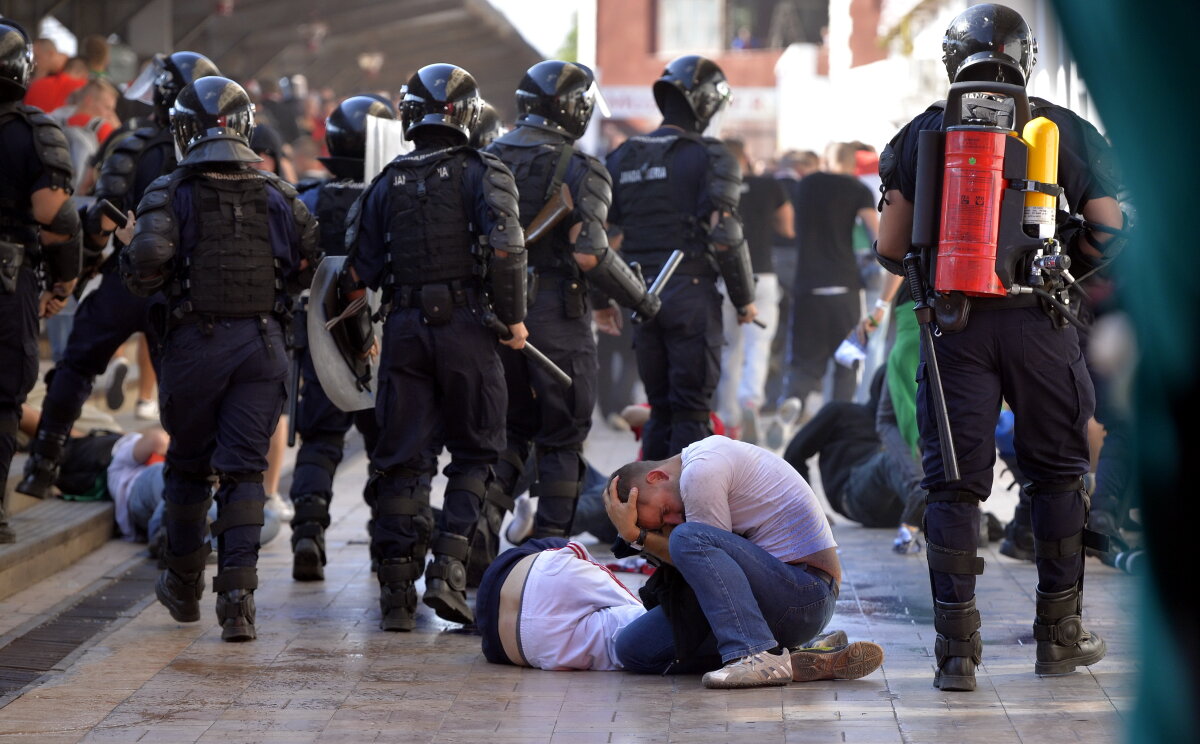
left=114, top=127, right=156, bottom=154
left=259, top=169, right=298, bottom=199
left=22, top=107, right=75, bottom=191
left=475, top=150, right=523, bottom=253
left=134, top=172, right=184, bottom=215
left=574, top=154, right=613, bottom=220
left=705, top=139, right=742, bottom=211
left=94, top=130, right=160, bottom=204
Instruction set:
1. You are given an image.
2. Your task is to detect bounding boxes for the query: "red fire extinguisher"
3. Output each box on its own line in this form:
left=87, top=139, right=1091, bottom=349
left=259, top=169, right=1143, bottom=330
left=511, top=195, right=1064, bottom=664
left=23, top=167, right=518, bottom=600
left=930, top=81, right=1038, bottom=297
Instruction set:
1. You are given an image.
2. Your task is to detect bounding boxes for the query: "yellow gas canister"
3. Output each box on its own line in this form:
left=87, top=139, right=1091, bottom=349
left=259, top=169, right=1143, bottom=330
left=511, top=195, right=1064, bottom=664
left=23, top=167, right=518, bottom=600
left=1021, top=116, right=1060, bottom=239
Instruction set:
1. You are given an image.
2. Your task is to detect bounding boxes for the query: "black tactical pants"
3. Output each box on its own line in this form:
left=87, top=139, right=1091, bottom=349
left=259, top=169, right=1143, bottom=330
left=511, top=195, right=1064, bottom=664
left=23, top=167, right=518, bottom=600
left=918, top=306, right=1095, bottom=602
left=371, top=305, right=505, bottom=561
left=290, top=349, right=380, bottom=500
left=35, top=263, right=161, bottom=442
left=0, top=266, right=40, bottom=495
left=633, top=276, right=723, bottom=460
left=159, top=318, right=287, bottom=573
left=496, top=284, right=597, bottom=535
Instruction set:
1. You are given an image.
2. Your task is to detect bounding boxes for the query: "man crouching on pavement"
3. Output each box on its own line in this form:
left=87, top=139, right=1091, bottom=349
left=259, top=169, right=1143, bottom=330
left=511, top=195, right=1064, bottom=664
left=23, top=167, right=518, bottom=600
left=604, top=434, right=884, bottom=688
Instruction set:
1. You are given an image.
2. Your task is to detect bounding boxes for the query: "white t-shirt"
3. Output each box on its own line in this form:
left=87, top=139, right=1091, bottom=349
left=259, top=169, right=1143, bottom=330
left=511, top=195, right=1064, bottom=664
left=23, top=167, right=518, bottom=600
left=520, top=542, right=646, bottom=671
left=679, top=435, right=837, bottom=563
left=106, top=432, right=145, bottom=540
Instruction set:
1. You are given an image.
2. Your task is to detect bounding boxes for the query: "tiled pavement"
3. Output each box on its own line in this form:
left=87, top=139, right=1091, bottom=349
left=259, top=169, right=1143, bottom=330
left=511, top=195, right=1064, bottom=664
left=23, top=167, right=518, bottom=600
left=0, top=416, right=1137, bottom=743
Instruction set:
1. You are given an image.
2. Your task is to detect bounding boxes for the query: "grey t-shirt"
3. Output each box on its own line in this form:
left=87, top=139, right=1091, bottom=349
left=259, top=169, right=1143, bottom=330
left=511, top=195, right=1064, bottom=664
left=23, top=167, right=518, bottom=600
left=679, top=436, right=837, bottom=563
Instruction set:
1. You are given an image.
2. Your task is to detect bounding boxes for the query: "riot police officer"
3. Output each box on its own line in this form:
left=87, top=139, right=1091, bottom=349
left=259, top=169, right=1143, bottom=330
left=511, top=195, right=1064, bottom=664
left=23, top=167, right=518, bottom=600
left=121, top=76, right=319, bottom=641
left=470, top=100, right=503, bottom=149
left=606, top=55, right=757, bottom=460
left=0, top=20, right=81, bottom=542
left=874, top=4, right=1123, bottom=690
left=288, top=95, right=393, bottom=581
left=18, top=51, right=220, bottom=499
left=481, top=60, right=659, bottom=560
left=346, top=63, right=527, bottom=631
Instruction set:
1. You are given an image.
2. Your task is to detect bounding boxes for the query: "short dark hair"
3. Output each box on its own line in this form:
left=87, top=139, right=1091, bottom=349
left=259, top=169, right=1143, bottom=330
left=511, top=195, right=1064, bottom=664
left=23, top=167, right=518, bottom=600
left=609, top=461, right=656, bottom=503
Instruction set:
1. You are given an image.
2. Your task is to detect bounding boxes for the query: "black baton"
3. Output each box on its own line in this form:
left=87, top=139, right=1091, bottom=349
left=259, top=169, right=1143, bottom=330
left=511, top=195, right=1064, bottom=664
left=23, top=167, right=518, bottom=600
left=98, top=199, right=128, bottom=228
left=903, top=253, right=960, bottom=482
left=484, top=313, right=572, bottom=389
left=632, top=249, right=685, bottom=324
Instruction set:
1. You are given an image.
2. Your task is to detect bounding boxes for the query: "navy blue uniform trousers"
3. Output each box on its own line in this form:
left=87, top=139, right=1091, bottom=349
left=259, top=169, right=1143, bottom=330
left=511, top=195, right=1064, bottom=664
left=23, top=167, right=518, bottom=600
left=371, top=304, right=505, bottom=560
left=0, top=266, right=41, bottom=490
left=159, top=318, right=287, bottom=571
left=918, top=305, right=1095, bottom=602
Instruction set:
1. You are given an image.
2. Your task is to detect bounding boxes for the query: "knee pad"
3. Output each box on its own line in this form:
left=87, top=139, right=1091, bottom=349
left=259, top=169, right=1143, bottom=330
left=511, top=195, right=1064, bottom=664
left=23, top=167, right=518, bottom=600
left=924, top=492, right=985, bottom=580
left=376, top=487, right=433, bottom=555
left=446, top=474, right=488, bottom=505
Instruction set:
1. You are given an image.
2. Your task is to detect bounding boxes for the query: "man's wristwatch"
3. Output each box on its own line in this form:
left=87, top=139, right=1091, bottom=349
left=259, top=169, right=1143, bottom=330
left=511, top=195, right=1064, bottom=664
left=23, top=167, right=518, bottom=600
left=629, top=528, right=648, bottom=552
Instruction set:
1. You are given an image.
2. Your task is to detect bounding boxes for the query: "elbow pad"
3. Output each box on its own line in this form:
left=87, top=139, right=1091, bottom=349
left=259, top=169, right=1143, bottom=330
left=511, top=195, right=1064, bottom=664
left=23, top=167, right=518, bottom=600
left=39, top=200, right=83, bottom=283
left=584, top=247, right=659, bottom=318
left=488, top=250, right=527, bottom=325
left=715, top=242, right=755, bottom=309
left=119, top=232, right=174, bottom=296
left=709, top=212, right=744, bottom=248
left=874, top=241, right=905, bottom=276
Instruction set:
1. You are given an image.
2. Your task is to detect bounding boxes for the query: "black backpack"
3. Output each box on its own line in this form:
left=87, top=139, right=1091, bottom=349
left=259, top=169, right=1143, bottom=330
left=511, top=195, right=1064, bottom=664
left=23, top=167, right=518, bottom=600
left=56, top=430, right=124, bottom=499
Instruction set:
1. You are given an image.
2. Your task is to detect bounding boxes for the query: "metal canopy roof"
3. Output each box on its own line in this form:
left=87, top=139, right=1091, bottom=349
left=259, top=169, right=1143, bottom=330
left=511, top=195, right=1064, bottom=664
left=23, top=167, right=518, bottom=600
left=1, top=0, right=543, bottom=118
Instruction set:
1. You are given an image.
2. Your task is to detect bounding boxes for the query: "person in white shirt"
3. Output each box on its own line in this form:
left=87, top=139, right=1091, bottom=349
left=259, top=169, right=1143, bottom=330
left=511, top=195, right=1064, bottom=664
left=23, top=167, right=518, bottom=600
left=477, top=537, right=645, bottom=670
left=604, top=435, right=884, bottom=688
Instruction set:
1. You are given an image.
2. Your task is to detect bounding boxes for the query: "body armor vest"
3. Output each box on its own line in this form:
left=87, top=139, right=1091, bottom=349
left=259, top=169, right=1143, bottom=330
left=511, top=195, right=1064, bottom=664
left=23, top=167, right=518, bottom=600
left=383, top=148, right=480, bottom=287
left=315, top=180, right=363, bottom=257
left=611, top=133, right=708, bottom=273
left=490, top=142, right=574, bottom=276
left=183, top=173, right=277, bottom=316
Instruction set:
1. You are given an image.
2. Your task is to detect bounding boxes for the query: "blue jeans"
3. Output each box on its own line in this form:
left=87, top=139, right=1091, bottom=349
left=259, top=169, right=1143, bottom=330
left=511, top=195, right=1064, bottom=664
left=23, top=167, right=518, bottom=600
left=614, top=521, right=837, bottom=673
left=134, top=463, right=282, bottom=549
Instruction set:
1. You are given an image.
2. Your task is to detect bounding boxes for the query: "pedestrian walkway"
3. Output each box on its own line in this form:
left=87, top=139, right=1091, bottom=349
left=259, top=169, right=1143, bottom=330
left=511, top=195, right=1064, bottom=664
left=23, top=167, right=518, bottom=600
left=0, top=420, right=1136, bottom=743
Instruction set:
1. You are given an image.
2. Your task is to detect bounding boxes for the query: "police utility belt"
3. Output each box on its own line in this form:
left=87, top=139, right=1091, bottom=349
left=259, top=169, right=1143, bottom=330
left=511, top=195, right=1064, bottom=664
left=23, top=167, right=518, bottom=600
left=391, top=280, right=478, bottom=326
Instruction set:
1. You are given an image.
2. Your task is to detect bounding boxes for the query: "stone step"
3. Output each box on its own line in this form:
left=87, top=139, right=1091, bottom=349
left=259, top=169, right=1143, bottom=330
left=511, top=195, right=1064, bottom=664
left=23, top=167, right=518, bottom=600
left=0, top=499, right=115, bottom=602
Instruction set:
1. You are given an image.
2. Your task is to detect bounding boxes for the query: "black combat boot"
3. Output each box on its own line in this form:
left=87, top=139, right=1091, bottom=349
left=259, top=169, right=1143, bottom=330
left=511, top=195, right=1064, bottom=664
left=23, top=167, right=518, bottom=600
left=16, top=430, right=67, bottom=499
left=216, top=590, right=257, bottom=642
left=999, top=516, right=1035, bottom=561
left=423, top=533, right=474, bottom=625
left=1033, top=584, right=1106, bottom=675
left=933, top=599, right=983, bottom=691
left=377, top=557, right=423, bottom=631
left=291, top=494, right=330, bottom=581
left=156, top=570, right=205, bottom=622
left=213, top=566, right=258, bottom=642
left=154, top=544, right=210, bottom=622
left=467, top=484, right=513, bottom=589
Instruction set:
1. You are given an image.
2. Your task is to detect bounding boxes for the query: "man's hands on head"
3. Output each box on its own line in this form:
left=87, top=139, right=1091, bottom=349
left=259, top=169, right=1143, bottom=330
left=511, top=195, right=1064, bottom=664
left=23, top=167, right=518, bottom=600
left=603, top=475, right=641, bottom=544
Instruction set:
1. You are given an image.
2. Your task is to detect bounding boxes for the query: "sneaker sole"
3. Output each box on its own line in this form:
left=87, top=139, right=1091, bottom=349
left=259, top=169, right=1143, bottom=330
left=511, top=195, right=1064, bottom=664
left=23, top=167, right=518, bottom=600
left=703, top=672, right=791, bottom=689
left=106, top=364, right=129, bottom=411
left=791, top=641, right=885, bottom=682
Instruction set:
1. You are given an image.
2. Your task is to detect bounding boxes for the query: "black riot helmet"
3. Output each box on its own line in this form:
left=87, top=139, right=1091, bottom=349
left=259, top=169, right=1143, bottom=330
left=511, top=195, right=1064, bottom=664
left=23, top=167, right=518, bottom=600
left=515, top=60, right=597, bottom=140
left=652, top=55, right=731, bottom=132
left=399, top=63, right=482, bottom=143
left=153, top=51, right=221, bottom=124
left=942, top=3, right=1037, bottom=86
left=0, top=20, right=33, bottom=103
left=170, top=76, right=261, bottom=167
left=325, top=94, right=396, bottom=160
left=469, top=100, right=503, bottom=148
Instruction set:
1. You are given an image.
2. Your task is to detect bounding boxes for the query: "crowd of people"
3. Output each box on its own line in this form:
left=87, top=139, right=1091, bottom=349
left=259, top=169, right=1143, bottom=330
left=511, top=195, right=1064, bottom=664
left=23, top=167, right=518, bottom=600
left=1, top=2, right=1134, bottom=694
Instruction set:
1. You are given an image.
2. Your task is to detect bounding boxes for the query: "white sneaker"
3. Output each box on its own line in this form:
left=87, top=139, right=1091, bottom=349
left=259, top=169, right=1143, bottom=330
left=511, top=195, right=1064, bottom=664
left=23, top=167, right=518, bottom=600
left=266, top=492, right=294, bottom=522
left=702, top=650, right=792, bottom=689
left=740, top=403, right=761, bottom=445
left=504, top=493, right=535, bottom=545
left=777, top=396, right=803, bottom=426
left=135, top=399, right=160, bottom=421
